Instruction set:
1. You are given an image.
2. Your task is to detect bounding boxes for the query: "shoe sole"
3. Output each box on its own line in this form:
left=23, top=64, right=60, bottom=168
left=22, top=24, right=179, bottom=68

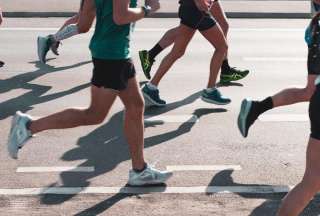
left=37, top=37, right=47, bottom=64
left=238, top=99, right=252, bottom=138
left=142, top=91, right=166, bottom=107
left=7, top=113, right=20, bottom=159
left=220, top=71, right=250, bottom=83
left=139, top=51, right=151, bottom=80
left=128, top=173, right=173, bottom=186
left=201, top=96, right=231, bottom=105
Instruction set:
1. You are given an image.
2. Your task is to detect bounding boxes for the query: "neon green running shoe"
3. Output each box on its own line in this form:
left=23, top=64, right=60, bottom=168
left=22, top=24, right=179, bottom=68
left=220, top=67, right=249, bottom=83
left=139, top=50, right=154, bottom=80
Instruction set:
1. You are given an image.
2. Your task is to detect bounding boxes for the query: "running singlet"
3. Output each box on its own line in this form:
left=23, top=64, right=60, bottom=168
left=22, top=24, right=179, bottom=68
left=89, top=0, right=137, bottom=60
left=179, top=0, right=196, bottom=6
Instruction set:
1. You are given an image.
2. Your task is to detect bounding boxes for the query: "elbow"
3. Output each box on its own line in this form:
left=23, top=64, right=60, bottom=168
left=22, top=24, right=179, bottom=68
left=113, top=14, right=126, bottom=25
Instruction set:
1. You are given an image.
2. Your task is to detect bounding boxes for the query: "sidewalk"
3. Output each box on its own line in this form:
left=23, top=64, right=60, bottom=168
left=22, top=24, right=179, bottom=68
left=1, top=0, right=312, bottom=18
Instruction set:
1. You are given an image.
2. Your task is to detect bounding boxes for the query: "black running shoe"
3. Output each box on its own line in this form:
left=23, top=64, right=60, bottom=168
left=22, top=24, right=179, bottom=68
left=237, top=99, right=260, bottom=138
left=0, top=60, right=4, bottom=67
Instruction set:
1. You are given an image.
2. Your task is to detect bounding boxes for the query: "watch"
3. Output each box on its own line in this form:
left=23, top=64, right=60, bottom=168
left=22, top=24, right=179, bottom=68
left=142, top=5, right=152, bottom=17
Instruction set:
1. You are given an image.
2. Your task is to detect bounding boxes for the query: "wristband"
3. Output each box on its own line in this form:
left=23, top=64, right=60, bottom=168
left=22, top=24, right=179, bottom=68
left=142, top=5, right=152, bottom=17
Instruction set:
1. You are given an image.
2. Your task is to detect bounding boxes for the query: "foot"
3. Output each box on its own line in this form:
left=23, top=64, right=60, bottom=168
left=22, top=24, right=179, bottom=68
left=220, top=67, right=249, bottom=83
left=237, top=99, right=259, bottom=138
left=128, top=164, right=173, bottom=186
left=139, top=50, right=155, bottom=80
left=7, top=111, right=32, bottom=159
left=142, top=84, right=166, bottom=107
left=49, top=35, right=61, bottom=56
left=37, top=36, right=54, bottom=63
left=201, top=88, right=231, bottom=105
left=0, top=60, right=4, bottom=67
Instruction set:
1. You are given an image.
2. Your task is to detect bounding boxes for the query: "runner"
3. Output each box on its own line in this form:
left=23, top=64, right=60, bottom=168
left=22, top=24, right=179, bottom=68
left=139, top=0, right=249, bottom=83
left=142, top=0, right=231, bottom=106
left=276, top=77, right=320, bottom=215
left=8, top=0, right=172, bottom=186
left=37, top=0, right=96, bottom=63
left=0, top=6, right=4, bottom=67
left=238, top=3, right=320, bottom=138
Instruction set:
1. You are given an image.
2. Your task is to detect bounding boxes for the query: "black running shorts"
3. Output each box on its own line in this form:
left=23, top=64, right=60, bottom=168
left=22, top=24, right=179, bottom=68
left=309, top=82, right=320, bottom=140
left=91, top=58, right=136, bottom=91
left=178, top=5, right=216, bottom=31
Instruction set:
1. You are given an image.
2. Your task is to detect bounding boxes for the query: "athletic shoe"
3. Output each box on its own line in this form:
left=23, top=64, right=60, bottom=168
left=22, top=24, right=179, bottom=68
left=142, top=84, right=166, bottom=107
left=128, top=164, right=173, bottom=186
left=237, top=98, right=259, bottom=138
left=0, top=60, right=4, bottom=67
left=201, top=88, right=231, bottom=105
left=49, top=35, right=61, bottom=56
left=139, top=50, right=155, bottom=80
left=7, top=111, right=32, bottom=159
left=37, top=36, right=54, bottom=63
left=220, top=67, right=249, bottom=83
left=315, top=75, right=320, bottom=86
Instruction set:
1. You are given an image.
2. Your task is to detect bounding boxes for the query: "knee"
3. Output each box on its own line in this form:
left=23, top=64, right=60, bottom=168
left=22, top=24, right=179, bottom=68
left=125, top=99, right=145, bottom=117
left=221, top=22, right=229, bottom=36
left=83, top=108, right=106, bottom=125
left=170, top=48, right=186, bottom=60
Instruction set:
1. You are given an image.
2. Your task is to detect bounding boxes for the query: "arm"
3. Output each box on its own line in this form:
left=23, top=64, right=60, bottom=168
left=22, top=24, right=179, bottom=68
left=0, top=7, right=3, bottom=26
left=113, top=0, right=159, bottom=25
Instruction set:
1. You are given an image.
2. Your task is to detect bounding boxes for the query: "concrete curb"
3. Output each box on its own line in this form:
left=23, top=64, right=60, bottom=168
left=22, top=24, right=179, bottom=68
left=3, top=12, right=311, bottom=19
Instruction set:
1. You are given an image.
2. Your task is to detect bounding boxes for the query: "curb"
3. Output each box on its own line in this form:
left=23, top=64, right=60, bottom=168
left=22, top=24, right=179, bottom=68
left=3, top=12, right=312, bottom=19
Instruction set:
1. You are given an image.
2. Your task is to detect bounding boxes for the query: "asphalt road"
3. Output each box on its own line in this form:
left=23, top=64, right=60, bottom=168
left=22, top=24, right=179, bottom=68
left=0, top=18, right=318, bottom=215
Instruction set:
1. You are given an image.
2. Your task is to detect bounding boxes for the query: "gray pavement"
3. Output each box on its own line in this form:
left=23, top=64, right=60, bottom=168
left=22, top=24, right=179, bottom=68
left=0, top=0, right=313, bottom=18
left=0, top=17, right=317, bottom=215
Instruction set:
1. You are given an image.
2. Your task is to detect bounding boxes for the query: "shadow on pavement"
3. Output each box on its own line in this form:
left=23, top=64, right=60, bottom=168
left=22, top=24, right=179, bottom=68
left=0, top=60, right=91, bottom=120
left=208, top=170, right=320, bottom=216
left=41, top=104, right=226, bottom=207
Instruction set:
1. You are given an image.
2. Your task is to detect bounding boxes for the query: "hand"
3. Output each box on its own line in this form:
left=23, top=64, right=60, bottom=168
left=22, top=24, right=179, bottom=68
left=194, top=0, right=210, bottom=12
left=146, top=0, right=160, bottom=14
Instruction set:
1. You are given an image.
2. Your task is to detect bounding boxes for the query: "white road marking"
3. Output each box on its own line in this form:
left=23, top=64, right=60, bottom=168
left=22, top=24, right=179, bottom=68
left=0, top=186, right=293, bottom=195
left=16, top=166, right=95, bottom=173
left=166, top=165, right=242, bottom=171
left=144, top=115, right=198, bottom=123
left=243, top=57, right=306, bottom=62
left=0, top=27, right=304, bottom=32
left=259, top=114, right=308, bottom=122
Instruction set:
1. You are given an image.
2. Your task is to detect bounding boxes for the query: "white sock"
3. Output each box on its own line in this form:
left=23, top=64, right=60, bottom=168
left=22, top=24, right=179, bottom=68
left=53, top=24, right=79, bottom=42
left=205, top=87, right=216, bottom=93
left=147, top=82, right=158, bottom=90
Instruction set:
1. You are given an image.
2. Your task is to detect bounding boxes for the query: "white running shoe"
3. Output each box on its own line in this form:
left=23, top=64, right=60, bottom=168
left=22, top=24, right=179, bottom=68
left=128, top=164, right=173, bottom=186
left=7, top=111, right=32, bottom=159
left=37, top=36, right=51, bottom=64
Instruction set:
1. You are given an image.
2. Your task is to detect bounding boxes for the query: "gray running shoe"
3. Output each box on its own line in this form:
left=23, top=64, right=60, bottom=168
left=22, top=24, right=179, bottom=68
left=128, top=164, right=173, bottom=186
left=7, top=111, right=32, bottom=159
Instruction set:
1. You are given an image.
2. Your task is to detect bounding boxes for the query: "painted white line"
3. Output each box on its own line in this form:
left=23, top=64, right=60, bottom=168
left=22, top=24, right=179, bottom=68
left=166, top=165, right=242, bottom=172
left=144, top=115, right=198, bottom=123
left=0, top=27, right=304, bottom=32
left=243, top=57, right=306, bottom=62
left=0, top=186, right=293, bottom=195
left=259, top=114, right=308, bottom=122
left=16, top=166, right=95, bottom=173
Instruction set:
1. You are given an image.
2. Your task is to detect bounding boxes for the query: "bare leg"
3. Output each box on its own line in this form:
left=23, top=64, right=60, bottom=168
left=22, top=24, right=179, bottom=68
left=272, top=75, right=317, bottom=108
left=157, top=27, right=179, bottom=50
left=150, top=24, right=195, bottom=87
left=200, top=24, right=228, bottom=88
left=277, top=138, right=320, bottom=216
left=119, top=77, right=146, bottom=170
left=29, top=86, right=117, bottom=134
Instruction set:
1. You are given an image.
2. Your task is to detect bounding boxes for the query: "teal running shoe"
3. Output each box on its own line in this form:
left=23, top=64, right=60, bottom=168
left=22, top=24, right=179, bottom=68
left=201, top=88, right=231, bottom=105
left=139, top=50, right=155, bottom=80
left=37, top=35, right=54, bottom=63
left=142, top=84, right=166, bottom=107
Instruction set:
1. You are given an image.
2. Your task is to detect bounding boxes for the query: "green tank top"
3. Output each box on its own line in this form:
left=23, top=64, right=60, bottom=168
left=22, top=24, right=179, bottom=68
left=89, top=0, right=137, bottom=60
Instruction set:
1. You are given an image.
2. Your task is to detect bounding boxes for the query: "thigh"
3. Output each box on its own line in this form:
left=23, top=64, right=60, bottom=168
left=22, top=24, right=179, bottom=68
left=89, top=85, right=118, bottom=116
left=78, top=0, right=96, bottom=29
left=200, top=23, right=227, bottom=49
left=119, top=77, right=144, bottom=109
left=210, top=1, right=228, bottom=34
left=171, top=24, right=196, bottom=52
